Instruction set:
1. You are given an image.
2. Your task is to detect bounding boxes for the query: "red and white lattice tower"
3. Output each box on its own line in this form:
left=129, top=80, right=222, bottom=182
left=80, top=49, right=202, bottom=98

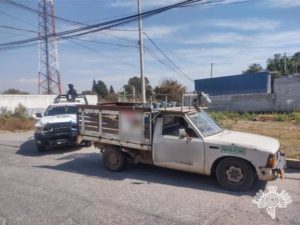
left=38, top=0, right=61, bottom=94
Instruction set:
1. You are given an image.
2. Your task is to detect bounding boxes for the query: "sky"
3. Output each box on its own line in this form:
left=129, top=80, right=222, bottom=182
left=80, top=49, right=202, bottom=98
left=0, top=0, right=299, bottom=94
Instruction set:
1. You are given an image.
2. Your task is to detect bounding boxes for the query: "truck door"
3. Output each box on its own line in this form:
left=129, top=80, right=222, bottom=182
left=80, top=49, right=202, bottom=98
left=153, top=116, right=205, bottom=174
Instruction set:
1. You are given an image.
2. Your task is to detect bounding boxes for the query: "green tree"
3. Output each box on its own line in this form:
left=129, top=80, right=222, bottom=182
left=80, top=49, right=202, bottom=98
left=109, top=85, right=115, bottom=94
left=92, top=80, right=97, bottom=92
left=123, top=76, right=152, bottom=100
left=267, top=52, right=300, bottom=77
left=93, top=80, right=108, bottom=98
left=243, top=63, right=263, bottom=74
left=154, top=79, right=186, bottom=102
left=81, top=90, right=96, bottom=95
left=2, top=88, right=29, bottom=95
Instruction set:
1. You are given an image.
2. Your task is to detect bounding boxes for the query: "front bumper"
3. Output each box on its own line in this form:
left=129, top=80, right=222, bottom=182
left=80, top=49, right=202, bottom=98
left=257, top=151, right=286, bottom=181
left=34, top=130, right=77, bottom=146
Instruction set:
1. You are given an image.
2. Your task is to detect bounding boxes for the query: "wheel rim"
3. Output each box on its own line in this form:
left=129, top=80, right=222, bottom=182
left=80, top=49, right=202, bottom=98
left=108, top=152, right=119, bottom=166
left=225, top=166, right=245, bottom=184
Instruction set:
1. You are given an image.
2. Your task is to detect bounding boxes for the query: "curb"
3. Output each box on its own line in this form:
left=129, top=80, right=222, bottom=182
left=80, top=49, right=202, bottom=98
left=286, top=158, right=300, bottom=170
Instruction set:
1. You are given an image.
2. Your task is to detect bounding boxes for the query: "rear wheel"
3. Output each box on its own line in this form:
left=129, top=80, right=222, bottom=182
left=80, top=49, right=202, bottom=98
left=103, top=146, right=127, bottom=171
left=83, top=141, right=92, bottom=147
left=216, top=157, right=256, bottom=191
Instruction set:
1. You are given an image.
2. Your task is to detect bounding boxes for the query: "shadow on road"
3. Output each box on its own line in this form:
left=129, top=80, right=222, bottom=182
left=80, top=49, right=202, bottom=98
left=16, top=140, right=83, bottom=157
left=35, top=151, right=267, bottom=196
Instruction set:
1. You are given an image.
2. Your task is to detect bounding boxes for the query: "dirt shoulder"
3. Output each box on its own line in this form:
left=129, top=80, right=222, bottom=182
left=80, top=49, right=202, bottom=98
left=220, top=120, right=300, bottom=159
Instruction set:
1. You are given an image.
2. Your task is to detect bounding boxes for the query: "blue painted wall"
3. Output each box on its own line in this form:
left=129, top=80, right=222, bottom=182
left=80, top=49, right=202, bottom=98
left=194, top=72, right=270, bottom=96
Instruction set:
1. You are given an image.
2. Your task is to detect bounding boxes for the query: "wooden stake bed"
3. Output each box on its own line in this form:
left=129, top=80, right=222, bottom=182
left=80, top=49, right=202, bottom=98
left=77, top=102, right=152, bottom=151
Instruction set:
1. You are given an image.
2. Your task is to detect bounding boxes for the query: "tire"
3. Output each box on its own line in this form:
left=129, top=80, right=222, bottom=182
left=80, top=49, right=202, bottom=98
left=103, top=146, right=127, bottom=171
left=36, top=143, right=46, bottom=153
left=84, top=141, right=92, bottom=147
left=216, top=157, right=256, bottom=191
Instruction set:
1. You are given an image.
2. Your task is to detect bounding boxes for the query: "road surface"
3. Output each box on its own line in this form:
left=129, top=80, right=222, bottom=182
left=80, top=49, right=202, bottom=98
left=0, top=131, right=299, bottom=225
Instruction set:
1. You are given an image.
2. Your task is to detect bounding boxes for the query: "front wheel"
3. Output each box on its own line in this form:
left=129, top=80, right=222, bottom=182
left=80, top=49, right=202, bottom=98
left=216, top=157, right=256, bottom=191
left=36, top=143, right=46, bottom=153
left=103, top=146, right=127, bottom=171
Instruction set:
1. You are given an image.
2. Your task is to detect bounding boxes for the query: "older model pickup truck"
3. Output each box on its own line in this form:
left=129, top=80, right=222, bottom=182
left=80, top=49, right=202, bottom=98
left=77, top=96, right=285, bottom=191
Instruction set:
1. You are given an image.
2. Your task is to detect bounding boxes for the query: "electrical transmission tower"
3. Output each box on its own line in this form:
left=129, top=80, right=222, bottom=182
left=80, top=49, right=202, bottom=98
left=38, top=0, right=61, bottom=95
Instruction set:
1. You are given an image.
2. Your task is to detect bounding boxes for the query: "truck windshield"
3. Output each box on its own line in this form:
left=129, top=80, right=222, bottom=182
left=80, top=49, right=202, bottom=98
left=44, top=106, right=77, bottom=116
left=188, top=111, right=223, bottom=137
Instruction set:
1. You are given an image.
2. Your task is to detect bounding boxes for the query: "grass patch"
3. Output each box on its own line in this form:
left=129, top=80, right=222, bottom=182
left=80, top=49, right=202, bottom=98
left=0, top=118, right=35, bottom=132
left=210, top=111, right=300, bottom=124
left=0, top=104, right=35, bottom=132
left=211, top=111, right=300, bottom=159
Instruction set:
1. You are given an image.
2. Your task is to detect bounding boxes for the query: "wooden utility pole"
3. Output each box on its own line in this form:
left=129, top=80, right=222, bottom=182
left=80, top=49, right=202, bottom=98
left=137, top=0, right=146, bottom=103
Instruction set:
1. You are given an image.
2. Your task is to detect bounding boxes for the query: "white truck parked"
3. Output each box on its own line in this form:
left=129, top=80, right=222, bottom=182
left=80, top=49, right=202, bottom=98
left=34, top=93, right=91, bottom=152
left=77, top=96, right=285, bottom=191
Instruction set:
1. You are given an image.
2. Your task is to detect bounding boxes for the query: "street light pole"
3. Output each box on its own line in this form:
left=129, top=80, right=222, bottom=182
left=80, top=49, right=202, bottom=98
left=137, top=0, right=146, bottom=103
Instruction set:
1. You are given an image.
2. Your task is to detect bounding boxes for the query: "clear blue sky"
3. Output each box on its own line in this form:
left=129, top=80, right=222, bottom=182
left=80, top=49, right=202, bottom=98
left=0, top=0, right=299, bottom=94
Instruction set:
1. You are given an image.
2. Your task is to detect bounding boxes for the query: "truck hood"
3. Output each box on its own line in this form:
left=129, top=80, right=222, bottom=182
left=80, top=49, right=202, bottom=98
left=204, top=130, right=279, bottom=154
left=36, top=114, right=77, bottom=126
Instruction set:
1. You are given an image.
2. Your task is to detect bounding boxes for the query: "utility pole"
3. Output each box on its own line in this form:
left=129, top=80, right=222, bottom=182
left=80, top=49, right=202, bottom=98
left=38, top=0, right=61, bottom=94
left=137, top=0, right=146, bottom=103
left=123, top=88, right=126, bottom=102
left=210, top=63, right=213, bottom=78
left=284, top=52, right=287, bottom=76
left=132, top=85, right=136, bottom=103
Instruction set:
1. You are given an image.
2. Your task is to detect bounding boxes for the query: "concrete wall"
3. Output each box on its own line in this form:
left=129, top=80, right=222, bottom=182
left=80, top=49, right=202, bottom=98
left=0, top=95, right=98, bottom=114
left=208, top=75, right=300, bottom=112
left=273, top=75, right=300, bottom=111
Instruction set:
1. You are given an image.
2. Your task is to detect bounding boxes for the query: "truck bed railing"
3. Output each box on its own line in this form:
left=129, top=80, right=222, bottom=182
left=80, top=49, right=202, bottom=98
left=77, top=103, right=152, bottom=150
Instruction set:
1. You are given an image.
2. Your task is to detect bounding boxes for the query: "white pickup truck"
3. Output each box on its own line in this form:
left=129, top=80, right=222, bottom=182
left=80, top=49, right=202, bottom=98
left=77, top=101, right=286, bottom=191
left=34, top=94, right=91, bottom=152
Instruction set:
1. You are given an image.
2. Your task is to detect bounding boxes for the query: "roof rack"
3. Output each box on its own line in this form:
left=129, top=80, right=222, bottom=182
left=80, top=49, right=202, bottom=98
left=53, top=94, right=88, bottom=104
left=150, top=92, right=211, bottom=112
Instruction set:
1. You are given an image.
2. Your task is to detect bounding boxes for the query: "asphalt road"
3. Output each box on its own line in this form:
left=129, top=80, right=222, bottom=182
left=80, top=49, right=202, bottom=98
left=0, top=131, right=299, bottom=225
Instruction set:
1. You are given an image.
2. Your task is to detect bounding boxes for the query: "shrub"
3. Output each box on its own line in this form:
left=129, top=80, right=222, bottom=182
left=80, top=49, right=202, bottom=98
left=13, top=104, right=29, bottom=118
left=294, top=112, right=300, bottom=123
left=0, top=107, right=13, bottom=118
left=275, top=113, right=288, bottom=122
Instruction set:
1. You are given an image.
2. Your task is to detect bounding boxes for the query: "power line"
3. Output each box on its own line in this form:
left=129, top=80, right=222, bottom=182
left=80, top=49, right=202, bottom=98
left=144, top=32, right=193, bottom=81
left=67, top=38, right=139, bottom=71
left=2, top=0, right=139, bottom=46
left=0, top=25, right=36, bottom=33
left=0, top=0, right=207, bottom=50
left=0, top=10, right=35, bottom=27
left=0, top=24, right=138, bottom=49
left=0, top=0, right=258, bottom=51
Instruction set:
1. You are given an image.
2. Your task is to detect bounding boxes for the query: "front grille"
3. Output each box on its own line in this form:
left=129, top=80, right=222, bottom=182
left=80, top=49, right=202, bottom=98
left=44, top=122, right=74, bottom=133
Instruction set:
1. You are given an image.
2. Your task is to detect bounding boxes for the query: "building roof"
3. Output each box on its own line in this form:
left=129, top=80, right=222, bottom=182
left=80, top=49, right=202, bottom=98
left=194, top=72, right=270, bottom=96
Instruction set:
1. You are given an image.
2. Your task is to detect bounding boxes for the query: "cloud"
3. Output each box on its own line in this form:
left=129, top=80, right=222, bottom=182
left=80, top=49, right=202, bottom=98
left=183, top=30, right=300, bottom=47
left=18, top=78, right=38, bottom=84
left=171, top=29, right=300, bottom=80
left=184, top=32, right=248, bottom=45
left=202, top=18, right=281, bottom=31
left=270, top=0, right=300, bottom=8
left=110, top=0, right=179, bottom=8
left=80, top=25, right=181, bottom=41
left=109, top=0, right=250, bottom=8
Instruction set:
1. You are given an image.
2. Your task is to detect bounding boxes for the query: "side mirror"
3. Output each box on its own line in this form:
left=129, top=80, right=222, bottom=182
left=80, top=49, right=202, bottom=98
left=178, top=128, right=187, bottom=139
left=36, top=112, right=42, bottom=118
